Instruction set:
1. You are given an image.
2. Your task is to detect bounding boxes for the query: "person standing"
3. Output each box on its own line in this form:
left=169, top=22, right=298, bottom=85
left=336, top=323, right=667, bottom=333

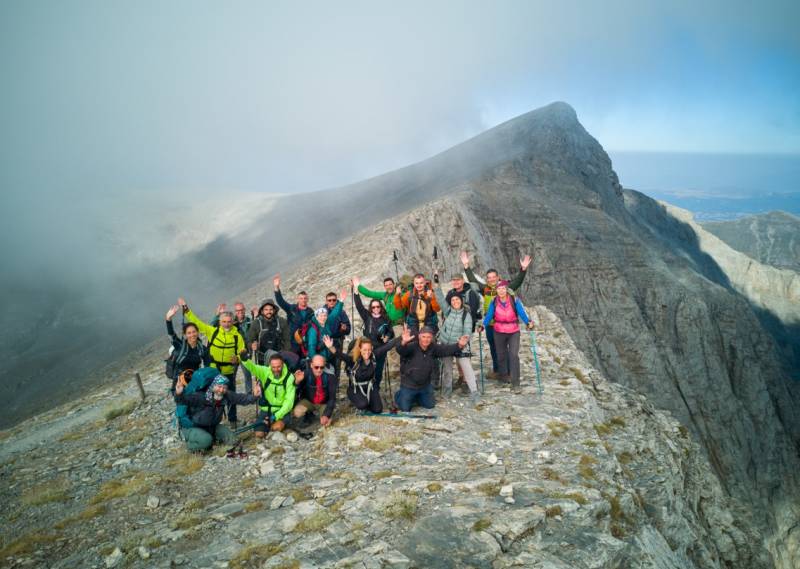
left=273, top=274, right=315, bottom=355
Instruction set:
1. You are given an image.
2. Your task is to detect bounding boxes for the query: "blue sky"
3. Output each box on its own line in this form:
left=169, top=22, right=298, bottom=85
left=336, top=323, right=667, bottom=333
left=1, top=0, right=798, bottom=201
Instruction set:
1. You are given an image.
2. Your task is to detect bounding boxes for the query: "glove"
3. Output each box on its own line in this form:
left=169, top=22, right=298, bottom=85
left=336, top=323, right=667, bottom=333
left=239, top=350, right=250, bottom=362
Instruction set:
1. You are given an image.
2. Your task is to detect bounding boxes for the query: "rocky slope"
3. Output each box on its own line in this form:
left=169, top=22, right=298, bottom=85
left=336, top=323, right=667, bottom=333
left=0, top=299, right=769, bottom=569
left=701, top=211, right=800, bottom=272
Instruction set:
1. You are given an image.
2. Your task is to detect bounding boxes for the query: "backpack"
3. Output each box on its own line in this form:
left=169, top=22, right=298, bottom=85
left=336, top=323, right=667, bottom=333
left=293, top=321, right=322, bottom=358
left=255, top=317, right=283, bottom=352
left=492, top=294, right=519, bottom=321
left=164, top=339, right=206, bottom=379
left=175, top=367, right=219, bottom=429
left=206, top=327, right=241, bottom=368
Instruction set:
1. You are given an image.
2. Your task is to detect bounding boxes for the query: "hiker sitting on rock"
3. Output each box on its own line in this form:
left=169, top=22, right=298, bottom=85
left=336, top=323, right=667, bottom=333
left=433, top=286, right=480, bottom=405
left=394, top=325, right=469, bottom=412
left=394, top=273, right=441, bottom=334
left=240, top=351, right=300, bottom=436
left=477, top=280, right=533, bottom=394
left=460, top=251, right=531, bottom=380
left=352, top=277, right=395, bottom=387
left=293, top=354, right=338, bottom=427
left=174, top=375, right=261, bottom=452
left=323, top=335, right=399, bottom=414
left=178, top=297, right=245, bottom=428
left=165, top=305, right=210, bottom=393
left=273, top=274, right=315, bottom=355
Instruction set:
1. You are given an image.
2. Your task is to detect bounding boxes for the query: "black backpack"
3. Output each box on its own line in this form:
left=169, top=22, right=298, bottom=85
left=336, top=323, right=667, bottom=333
left=165, top=339, right=207, bottom=379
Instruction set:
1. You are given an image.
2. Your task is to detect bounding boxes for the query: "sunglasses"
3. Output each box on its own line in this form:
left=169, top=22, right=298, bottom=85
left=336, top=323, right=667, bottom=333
left=326, top=298, right=337, bottom=303
left=311, top=365, right=324, bottom=370
left=370, top=305, right=381, bottom=310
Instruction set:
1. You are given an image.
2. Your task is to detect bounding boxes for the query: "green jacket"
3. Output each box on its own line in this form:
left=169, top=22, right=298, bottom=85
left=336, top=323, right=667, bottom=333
left=357, top=285, right=405, bottom=325
left=184, top=309, right=244, bottom=375
left=242, top=360, right=296, bottom=421
left=464, top=267, right=528, bottom=315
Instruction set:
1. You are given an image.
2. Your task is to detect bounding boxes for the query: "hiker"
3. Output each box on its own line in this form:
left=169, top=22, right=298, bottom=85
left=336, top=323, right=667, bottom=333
left=247, top=299, right=291, bottom=364
left=352, top=277, right=395, bottom=386
left=178, top=297, right=245, bottom=427
left=394, top=325, right=469, bottom=411
left=240, top=351, right=300, bottom=436
left=273, top=274, right=315, bottom=355
left=213, top=302, right=254, bottom=395
left=394, top=273, right=442, bottom=334
left=434, top=287, right=480, bottom=404
left=323, top=291, right=352, bottom=380
left=356, top=276, right=406, bottom=328
left=300, top=289, right=347, bottom=363
left=174, top=374, right=261, bottom=451
left=477, top=280, right=533, bottom=394
left=445, top=274, right=482, bottom=332
left=165, top=305, right=209, bottom=392
left=293, top=354, right=338, bottom=427
left=324, top=335, right=398, bottom=413
left=461, top=251, right=531, bottom=379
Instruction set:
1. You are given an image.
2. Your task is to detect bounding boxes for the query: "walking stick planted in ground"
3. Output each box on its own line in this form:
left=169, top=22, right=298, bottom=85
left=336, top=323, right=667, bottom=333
left=478, top=329, right=485, bottom=395
left=528, top=330, right=543, bottom=395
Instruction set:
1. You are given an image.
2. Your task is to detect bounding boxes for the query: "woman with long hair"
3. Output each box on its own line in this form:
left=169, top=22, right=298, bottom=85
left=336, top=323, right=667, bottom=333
left=351, top=277, right=395, bottom=387
left=323, top=335, right=397, bottom=413
left=165, top=304, right=209, bottom=392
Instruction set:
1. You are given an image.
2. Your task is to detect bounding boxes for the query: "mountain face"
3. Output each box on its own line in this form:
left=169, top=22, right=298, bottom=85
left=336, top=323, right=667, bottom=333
left=701, top=212, right=800, bottom=272
left=4, top=102, right=799, bottom=566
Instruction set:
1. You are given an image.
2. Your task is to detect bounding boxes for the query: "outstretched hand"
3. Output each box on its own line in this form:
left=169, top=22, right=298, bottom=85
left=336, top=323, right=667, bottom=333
left=322, top=335, right=334, bottom=350
left=460, top=250, right=470, bottom=268
left=457, top=335, right=470, bottom=349
left=177, top=297, right=188, bottom=310
left=294, top=369, right=305, bottom=384
left=166, top=305, right=179, bottom=320
left=526, top=322, right=534, bottom=331
left=401, top=325, right=416, bottom=345
left=216, top=303, right=227, bottom=315
left=339, top=287, right=348, bottom=301
left=520, top=254, right=532, bottom=270
left=351, top=276, right=360, bottom=289
left=252, top=383, right=262, bottom=398
left=273, top=274, right=281, bottom=290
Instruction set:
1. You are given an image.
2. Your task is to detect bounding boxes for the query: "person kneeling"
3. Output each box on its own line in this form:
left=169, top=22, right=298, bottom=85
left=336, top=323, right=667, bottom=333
left=240, top=351, right=299, bottom=436
left=174, top=375, right=261, bottom=452
left=324, top=335, right=398, bottom=414
left=394, top=325, right=468, bottom=412
left=293, top=354, right=338, bottom=427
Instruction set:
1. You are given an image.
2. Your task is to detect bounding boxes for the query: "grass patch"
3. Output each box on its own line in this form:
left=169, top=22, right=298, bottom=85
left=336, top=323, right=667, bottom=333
left=294, top=509, right=335, bottom=532
left=383, top=492, right=418, bottom=521
left=172, top=513, right=204, bottom=530
left=569, top=367, right=590, bottom=385
left=546, top=420, right=569, bottom=437
left=21, top=479, right=70, bottom=506
left=290, top=485, right=313, bottom=503
left=678, top=425, right=690, bottom=438
left=608, top=416, right=626, bottom=428
left=541, top=467, right=563, bottom=483
left=550, top=491, right=588, bottom=505
left=0, top=532, right=61, bottom=558
left=244, top=501, right=265, bottom=513
left=426, top=482, right=443, bottom=493
left=477, top=481, right=501, bottom=496
left=472, top=518, right=492, bottom=531
left=229, top=542, right=284, bottom=569
left=594, top=423, right=612, bottom=437
left=166, top=452, right=204, bottom=476
left=104, top=399, right=138, bottom=422
left=582, top=439, right=599, bottom=448
left=479, top=431, right=492, bottom=439
left=54, top=504, right=106, bottom=529
left=89, top=471, right=156, bottom=504
left=270, top=445, right=286, bottom=455
left=617, top=452, right=633, bottom=465
left=559, top=379, right=571, bottom=386
left=372, top=470, right=395, bottom=480
left=545, top=505, right=563, bottom=518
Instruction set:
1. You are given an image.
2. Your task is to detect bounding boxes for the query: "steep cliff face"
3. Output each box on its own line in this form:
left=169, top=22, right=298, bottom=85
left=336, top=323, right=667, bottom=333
left=702, top=212, right=800, bottom=272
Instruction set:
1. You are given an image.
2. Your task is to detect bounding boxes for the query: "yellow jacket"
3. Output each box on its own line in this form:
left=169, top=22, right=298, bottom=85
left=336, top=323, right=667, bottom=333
left=184, top=309, right=243, bottom=375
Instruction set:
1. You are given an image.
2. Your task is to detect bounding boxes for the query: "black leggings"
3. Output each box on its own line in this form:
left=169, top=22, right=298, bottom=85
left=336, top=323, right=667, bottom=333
left=347, top=382, right=382, bottom=413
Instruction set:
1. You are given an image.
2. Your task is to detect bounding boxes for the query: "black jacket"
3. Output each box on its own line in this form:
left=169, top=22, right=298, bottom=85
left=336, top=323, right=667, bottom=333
left=275, top=289, right=315, bottom=349
left=337, top=338, right=398, bottom=385
left=395, top=340, right=462, bottom=390
left=174, top=391, right=259, bottom=429
left=246, top=315, right=291, bottom=355
left=297, top=366, right=339, bottom=418
left=166, top=320, right=209, bottom=377
left=327, top=305, right=352, bottom=340
left=354, top=293, right=395, bottom=346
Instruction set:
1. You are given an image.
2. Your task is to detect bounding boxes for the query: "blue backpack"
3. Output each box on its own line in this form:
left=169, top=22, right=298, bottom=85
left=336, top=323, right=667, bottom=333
left=175, top=367, right=219, bottom=429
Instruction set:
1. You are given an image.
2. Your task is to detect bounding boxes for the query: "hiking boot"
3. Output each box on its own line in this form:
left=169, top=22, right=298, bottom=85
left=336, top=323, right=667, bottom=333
left=487, top=371, right=500, bottom=380
left=470, top=392, right=481, bottom=407
left=442, top=386, right=453, bottom=399
left=229, top=420, right=239, bottom=430
left=458, top=381, right=471, bottom=395
left=512, top=385, right=522, bottom=395
left=498, top=374, right=511, bottom=384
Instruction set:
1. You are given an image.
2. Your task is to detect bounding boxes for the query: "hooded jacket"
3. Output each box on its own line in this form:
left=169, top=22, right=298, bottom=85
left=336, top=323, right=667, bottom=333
left=247, top=300, right=291, bottom=356
left=395, top=340, right=462, bottom=390
left=174, top=390, right=258, bottom=429
left=241, top=360, right=297, bottom=421
left=306, top=301, right=344, bottom=360
left=357, top=284, right=405, bottom=325
left=184, top=309, right=244, bottom=375
left=394, top=288, right=441, bottom=330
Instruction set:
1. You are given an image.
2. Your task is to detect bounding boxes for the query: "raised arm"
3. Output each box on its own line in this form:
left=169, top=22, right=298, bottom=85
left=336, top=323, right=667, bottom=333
left=509, top=255, right=531, bottom=292
left=353, top=290, right=369, bottom=321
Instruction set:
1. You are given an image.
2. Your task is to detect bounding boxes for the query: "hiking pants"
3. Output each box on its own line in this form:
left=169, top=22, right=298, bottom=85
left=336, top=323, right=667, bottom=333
left=332, top=338, right=345, bottom=380
left=240, top=364, right=253, bottom=395
left=347, top=382, right=383, bottom=414
left=224, top=371, right=238, bottom=423
left=181, top=424, right=236, bottom=452
left=394, top=385, right=435, bottom=412
left=494, top=331, right=521, bottom=387
left=440, top=356, right=478, bottom=397
left=374, top=352, right=387, bottom=389
left=486, top=325, right=499, bottom=372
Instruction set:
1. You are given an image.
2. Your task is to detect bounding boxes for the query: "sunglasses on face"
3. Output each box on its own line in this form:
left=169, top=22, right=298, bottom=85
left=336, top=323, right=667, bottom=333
left=326, top=298, right=337, bottom=303
left=370, top=305, right=381, bottom=310
left=311, top=365, right=324, bottom=370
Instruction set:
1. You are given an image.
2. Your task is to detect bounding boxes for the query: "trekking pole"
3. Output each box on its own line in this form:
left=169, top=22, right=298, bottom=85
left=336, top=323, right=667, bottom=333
left=528, top=330, right=543, bottom=395
left=350, top=284, right=355, bottom=343
left=392, top=250, right=400, bottom=283
left=478, top=330, right=485, bottom=394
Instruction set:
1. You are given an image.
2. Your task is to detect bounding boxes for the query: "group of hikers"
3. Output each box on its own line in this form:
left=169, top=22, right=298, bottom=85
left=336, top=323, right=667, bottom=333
left=165, top=251, right=534, bottom=452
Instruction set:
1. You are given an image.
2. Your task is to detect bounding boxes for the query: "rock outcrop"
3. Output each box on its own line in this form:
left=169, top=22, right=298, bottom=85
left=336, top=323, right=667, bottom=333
left=702, top=211, right=800, bottom=273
